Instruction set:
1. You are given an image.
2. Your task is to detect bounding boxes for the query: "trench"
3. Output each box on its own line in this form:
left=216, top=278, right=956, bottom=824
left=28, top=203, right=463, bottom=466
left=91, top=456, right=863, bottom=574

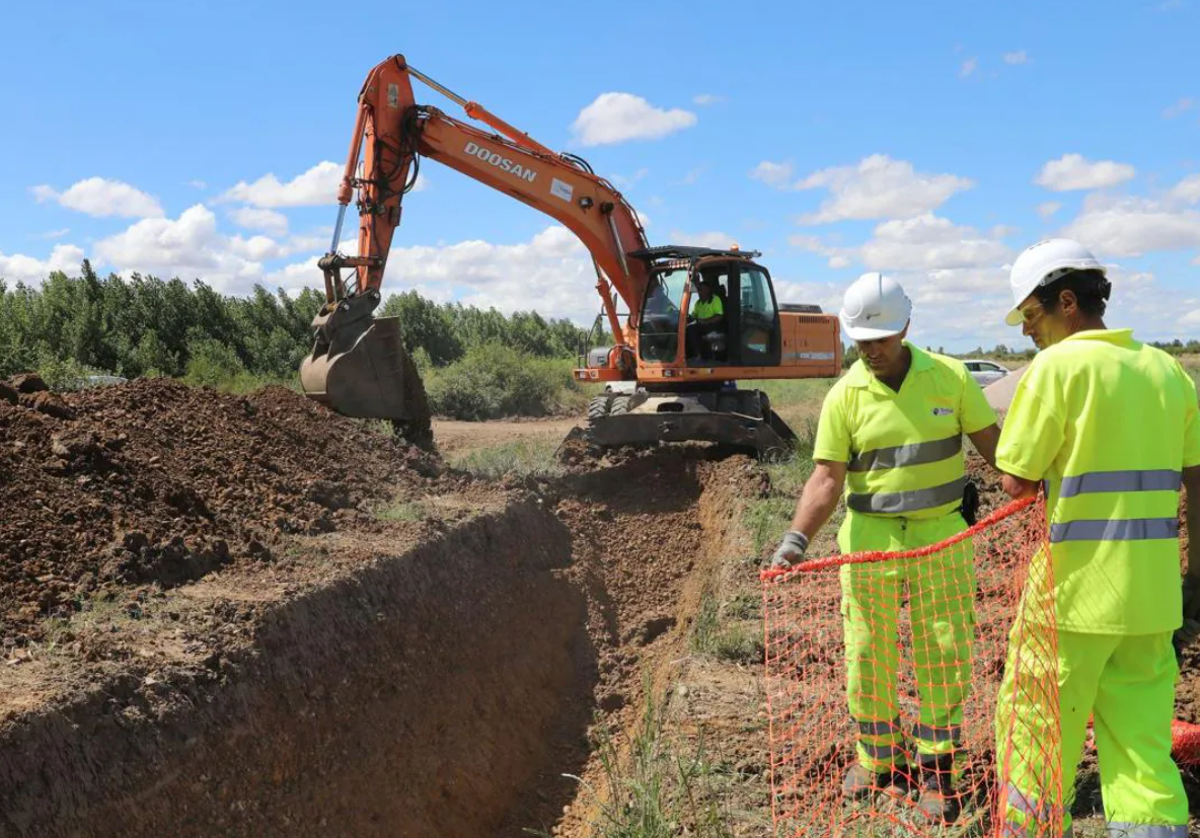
left=0, top=451, right=741, bottom=838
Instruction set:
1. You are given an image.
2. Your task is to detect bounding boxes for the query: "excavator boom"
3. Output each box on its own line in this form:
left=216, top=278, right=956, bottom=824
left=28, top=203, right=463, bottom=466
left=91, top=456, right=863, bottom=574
left=300, top=55, right=650, bottom=441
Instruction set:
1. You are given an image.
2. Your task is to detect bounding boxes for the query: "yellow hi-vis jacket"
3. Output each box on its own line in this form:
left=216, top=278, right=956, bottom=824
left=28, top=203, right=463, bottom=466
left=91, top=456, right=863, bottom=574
left=814, top=343, right=998, bottom=521
left=996, top=329, right=1200, bottom=635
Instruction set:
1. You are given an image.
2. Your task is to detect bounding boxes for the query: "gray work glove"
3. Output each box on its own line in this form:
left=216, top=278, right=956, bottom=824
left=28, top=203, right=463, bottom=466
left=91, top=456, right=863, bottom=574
left=770, top=531, right=809, bottom=570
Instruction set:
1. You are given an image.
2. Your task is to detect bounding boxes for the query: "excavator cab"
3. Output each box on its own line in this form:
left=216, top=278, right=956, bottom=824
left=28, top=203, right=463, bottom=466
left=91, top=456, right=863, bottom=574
left=634, top=247, right=782, bottom=369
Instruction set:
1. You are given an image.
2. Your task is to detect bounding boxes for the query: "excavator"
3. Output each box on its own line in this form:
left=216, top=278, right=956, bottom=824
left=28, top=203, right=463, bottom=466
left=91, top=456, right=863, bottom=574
left=299, top=55, right=842, bottom=456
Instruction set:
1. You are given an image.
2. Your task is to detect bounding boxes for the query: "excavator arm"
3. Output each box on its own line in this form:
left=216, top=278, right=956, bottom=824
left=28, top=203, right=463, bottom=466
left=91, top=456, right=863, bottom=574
left=301, top=55, right=650, bottom=435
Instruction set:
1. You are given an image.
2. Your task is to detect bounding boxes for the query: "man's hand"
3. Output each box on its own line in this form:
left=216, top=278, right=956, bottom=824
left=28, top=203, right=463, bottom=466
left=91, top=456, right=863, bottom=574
left=770, top=531, right=809, bottom=570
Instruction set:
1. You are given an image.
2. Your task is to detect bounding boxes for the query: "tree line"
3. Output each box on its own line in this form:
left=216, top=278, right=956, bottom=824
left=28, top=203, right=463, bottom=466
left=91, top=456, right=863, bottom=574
left=0, top=262, right=598, bottom=385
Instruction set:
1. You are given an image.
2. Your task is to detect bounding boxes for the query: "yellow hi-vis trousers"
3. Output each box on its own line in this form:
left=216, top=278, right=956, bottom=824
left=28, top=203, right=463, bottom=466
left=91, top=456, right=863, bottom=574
left=837, top=509, right=975, bottom=773
left=996, top=631, right=1188, bottom=837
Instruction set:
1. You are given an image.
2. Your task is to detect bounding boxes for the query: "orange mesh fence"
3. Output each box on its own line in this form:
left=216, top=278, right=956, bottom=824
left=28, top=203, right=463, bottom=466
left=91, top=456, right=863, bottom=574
left=761, top=498, right=1064, bottom=837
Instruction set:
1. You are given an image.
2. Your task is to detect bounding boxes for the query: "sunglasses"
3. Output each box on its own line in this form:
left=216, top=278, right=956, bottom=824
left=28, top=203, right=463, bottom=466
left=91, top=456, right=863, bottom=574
left=1018, top=302, right=1045, bottom=325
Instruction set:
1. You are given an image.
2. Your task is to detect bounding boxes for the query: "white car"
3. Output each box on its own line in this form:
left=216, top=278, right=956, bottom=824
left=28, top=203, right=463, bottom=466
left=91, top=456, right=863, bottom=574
left=962, top=360, right=1009, bottom=388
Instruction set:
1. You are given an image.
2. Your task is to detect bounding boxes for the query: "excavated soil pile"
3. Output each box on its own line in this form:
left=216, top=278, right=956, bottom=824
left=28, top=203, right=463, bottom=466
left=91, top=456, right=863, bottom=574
left=0, top=375, right=439, bottom=644
left=0, top=385, right=754, bottom=838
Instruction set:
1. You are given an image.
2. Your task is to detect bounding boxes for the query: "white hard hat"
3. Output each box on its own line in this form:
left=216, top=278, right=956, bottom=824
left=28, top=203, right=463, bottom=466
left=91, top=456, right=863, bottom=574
left=839, top=272, right=912, bottom=341
left=1005, top=238, right=1106, bottom=326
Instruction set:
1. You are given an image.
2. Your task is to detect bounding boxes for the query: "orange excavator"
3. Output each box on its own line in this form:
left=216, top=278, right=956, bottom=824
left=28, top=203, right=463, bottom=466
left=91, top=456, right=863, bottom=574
left=300, top=55, right=842, bottom=456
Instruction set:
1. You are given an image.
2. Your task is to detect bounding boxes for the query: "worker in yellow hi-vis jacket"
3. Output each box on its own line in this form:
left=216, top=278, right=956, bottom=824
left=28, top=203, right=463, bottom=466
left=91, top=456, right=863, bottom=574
left=770, top=272, right=1001, bottom=824
left=994, top=238, right=1200, bottom=838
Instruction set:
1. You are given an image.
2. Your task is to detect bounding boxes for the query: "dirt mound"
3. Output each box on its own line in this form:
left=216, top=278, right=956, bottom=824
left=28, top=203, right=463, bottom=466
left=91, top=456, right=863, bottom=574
left=0, top=376, right=440, bottom=643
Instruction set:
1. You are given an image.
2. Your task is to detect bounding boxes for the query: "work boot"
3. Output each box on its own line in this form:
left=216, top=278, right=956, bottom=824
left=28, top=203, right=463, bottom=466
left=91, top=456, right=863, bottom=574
left=916, top=755, right=960, bottom=824
left=842, top=763, right=911, bottom=801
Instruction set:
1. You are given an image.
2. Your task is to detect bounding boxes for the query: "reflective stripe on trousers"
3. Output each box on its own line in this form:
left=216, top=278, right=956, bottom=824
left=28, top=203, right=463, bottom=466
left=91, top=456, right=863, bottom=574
left=847, top=476, right=966, bottom=515
left=913, top=722, right=960, bottom=743
left=860, top=741, right=902, bottom=761
left=848, top=435, right=962, bottom=472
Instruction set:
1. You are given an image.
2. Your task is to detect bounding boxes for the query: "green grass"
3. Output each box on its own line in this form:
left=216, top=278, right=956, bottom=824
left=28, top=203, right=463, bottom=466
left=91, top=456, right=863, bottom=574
left=450, top=439, right=565, bottom=479
left=690, top=592, right=764, bottom=665
left=30, top=594, right=160, bottom=659
left=534, top=693, right=735, bottom=838
left=758, top=378, right=837, bottom=411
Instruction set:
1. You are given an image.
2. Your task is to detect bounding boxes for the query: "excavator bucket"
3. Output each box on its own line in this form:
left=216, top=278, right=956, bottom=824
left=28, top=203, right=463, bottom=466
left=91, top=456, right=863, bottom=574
left=299, top=294, right=432, bottom=445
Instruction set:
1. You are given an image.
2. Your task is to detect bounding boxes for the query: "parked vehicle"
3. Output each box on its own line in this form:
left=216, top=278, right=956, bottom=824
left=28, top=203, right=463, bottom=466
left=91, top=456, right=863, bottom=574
left=962, top=359, right=1009, bottom=388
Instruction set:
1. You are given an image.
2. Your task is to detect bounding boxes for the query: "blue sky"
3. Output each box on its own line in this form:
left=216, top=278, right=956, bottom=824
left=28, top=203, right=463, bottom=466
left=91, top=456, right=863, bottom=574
left=2, top=0, right=1198, bottom=351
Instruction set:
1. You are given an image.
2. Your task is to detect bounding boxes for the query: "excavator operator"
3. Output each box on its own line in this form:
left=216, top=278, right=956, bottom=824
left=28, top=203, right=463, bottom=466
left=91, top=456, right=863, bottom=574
left=687, top=279, right=726, bottom=361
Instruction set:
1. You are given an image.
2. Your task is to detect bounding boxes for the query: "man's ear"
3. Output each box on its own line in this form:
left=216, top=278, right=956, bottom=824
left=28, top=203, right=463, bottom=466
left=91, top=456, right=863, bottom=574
left=1059, top=288, right=1079, bottom=316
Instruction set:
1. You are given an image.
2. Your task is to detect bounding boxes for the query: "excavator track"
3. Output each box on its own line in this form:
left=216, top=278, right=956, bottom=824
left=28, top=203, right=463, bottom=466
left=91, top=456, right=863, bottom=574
left=584, top=388, right=796, bottom=461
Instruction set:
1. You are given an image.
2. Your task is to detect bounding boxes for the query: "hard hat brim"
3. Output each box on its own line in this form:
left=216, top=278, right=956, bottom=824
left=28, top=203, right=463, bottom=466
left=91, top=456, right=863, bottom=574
left=841, top=319, right=907, bottom=342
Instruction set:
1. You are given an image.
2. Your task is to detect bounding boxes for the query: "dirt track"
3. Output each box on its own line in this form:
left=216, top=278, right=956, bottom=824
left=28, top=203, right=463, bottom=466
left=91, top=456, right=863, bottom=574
left=432, top=416, right=580, bottom=457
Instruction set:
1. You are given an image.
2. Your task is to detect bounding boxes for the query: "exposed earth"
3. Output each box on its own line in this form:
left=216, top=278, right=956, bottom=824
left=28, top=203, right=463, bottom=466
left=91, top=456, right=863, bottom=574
left=1, top=377, right=1197, bottom=836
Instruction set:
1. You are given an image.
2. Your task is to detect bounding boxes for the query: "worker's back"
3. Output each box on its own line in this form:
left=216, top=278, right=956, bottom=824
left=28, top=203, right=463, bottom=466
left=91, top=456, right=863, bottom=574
left=1004, top=327, right=1199, bottom=634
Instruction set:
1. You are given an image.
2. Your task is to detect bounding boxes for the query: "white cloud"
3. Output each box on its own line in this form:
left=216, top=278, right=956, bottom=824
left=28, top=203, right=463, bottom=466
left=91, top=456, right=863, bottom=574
left=860, top=214, right=1012, bottom=272
left=959, top=58, right=978, bottom=78
left=669, top=230, right=741, bottom=250
left=1059, top=193, right=1200, bottom=257
left=693, top=94, right=726, bottom=106
left=749, top=160, right=795, bottom=188
left=795, top=155, right=974, bottom=224
left=1035, top=153, right=1136, bottom=191
left=570, top=93, right=697, bottom=146
left=610, top=168, right=650, bottom=190
left=188, top=180, right=208, bottom=190
left=0, top=244, right=86, bottom=284
left=1037, top=201, right=1062, bottom=219
left=229, top=207, right=289, bottom=236
left=773, top=279, right=845, bottom=313
left=1181, top=309, right=1200, bottom=327
left=672, top=164, right=709, bottom=186
left=788, top=234, right=852, bottom=269
left=1002, top=51, right=1030, bottom=65
left=37, top=228, right=71, bottom=239
left=1170, top=173, right=1200, bottom=204
left=93, top=204, right=268, bottom=292
left=790, top=213, right=1011, bottom=275
left=220, top=161, right=343, bottom=208
left=273, top=226, right=603, bottom=321
left=1163, top=98, right=1194, bottom=119
left=31, top=177, right=164, bottom=218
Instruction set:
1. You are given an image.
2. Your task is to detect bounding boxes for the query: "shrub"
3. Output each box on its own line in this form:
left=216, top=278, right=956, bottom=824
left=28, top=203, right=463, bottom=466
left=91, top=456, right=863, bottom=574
left=425, top=342, right=581, bottom=420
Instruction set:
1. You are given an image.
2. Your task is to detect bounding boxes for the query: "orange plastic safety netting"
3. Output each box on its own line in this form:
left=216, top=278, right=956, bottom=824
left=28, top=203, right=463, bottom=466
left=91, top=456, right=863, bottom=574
left=761, top=498, right=1065, bottom=837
